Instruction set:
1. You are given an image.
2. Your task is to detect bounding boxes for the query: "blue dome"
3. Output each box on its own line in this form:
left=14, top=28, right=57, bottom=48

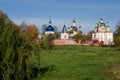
left=46, top=25, right=54, bottom=31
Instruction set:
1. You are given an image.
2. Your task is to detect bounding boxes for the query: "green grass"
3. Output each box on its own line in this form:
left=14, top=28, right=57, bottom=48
left=31, top=45, right=120, bottom=80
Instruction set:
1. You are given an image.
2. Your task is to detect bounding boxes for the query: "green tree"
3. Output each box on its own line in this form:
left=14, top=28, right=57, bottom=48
left=40, top=34, right=54, bottom=50
left=73, top=33, right=85, bottom=43
left=114, top=22, right=120, bottom=36
left=0, top=11, right=38, bottom=80
left=0, top=23, right=33, bottom=80
left=114, top=36, right=120, bottom=46
left=41, top=24, right=47, bottom=34
left=0, top=10, right=12, bottom=33
left=114, top=21, right=120, bottom=46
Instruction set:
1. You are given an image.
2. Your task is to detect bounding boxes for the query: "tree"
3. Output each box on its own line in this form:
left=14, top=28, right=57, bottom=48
left=0, top=23, right=35, bottom=80
left=80, top=34, right=87, bottom=44
left=0, top=10, right=12, bottom=33
left=114, top=22, right=120, bottom=36
left=25, top=24, right=39, bottom=41
left=114, top=21, right=120, bottom=46
left=73, top=33, right=83, bottom=43
left=0, top=11, right=39, bottom=80
left=40, top=34, right=54, bottom=50
left=86, top=30, right=94, bottom=41
left=41, top=24, right=47, bottom=34
left=114, top=36, right=120, bottom=46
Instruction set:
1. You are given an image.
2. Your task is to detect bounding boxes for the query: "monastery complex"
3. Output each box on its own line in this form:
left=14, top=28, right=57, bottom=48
left=44, top=18, right=113, bottom=45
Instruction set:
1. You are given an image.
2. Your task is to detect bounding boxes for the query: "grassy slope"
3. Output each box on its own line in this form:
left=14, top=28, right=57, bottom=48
left=32, top=45, right=120, bottom=80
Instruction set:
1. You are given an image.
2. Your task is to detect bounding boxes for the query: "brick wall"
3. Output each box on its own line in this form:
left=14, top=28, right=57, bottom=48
left=52, top=39, right=92, bottom=45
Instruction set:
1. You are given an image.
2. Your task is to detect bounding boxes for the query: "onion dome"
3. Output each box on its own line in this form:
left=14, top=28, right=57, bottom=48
left=98, top=18, right=105, bottom=27
left=78, top=26, right=82, bottom=32
left=46, top=19, right=54, bottom=31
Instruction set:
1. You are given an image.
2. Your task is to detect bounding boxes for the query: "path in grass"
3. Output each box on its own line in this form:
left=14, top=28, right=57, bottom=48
left=32, top=45, right=120, bottom=80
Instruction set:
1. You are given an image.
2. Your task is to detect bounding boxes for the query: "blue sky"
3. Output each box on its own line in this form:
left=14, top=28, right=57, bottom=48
left=1, top=0, right=120, bottom=34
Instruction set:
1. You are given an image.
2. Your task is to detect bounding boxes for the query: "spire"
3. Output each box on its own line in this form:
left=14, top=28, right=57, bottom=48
left=49, top=16, right=52, bottom=24
left=79, top=26, right=82, bottom=30
left=73, top=18, right=76, bottom=23
left=62, top=25, right=67, bottom=33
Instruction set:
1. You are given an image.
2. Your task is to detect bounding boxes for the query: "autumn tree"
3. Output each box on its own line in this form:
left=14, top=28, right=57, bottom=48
left=25, top=24, right=39, bottom=41
left=86, top=30, right=94, bottom=41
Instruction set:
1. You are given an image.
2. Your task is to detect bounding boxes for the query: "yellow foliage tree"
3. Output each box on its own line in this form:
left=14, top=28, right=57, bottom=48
left=26, top=24, right=39, bottom=41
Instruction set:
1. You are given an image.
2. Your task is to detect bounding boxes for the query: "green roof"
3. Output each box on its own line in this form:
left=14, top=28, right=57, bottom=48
left=98, top=22, right=105, bottom=27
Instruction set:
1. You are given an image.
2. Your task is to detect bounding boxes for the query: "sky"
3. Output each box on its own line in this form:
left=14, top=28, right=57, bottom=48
left=1, top=0, right=120, bottom=34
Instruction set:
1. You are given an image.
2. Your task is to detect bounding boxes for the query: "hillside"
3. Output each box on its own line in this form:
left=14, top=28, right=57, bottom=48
left=31, top=45, right=120, bottom=80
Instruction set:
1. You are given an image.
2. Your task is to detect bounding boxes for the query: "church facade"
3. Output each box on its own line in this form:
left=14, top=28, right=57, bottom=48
left=92, top=18, right=113, bottom=45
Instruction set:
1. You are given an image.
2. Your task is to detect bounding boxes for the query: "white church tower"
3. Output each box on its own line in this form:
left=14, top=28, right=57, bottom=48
left=72, top=18, right=78, bottom=35
left=92, top=18, right=113, bottom=45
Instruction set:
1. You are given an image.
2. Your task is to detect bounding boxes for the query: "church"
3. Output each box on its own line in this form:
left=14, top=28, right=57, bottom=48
left=68, top=19, right=82, bottom=37
left=44, top=18, right=113, bottom=45
left=45, top=18, right=82, bottom=39
left=61, top=24, right=69, bottom=39
left=92, top=18, right=113, bottom=45
left=61, top=19, right=82, bottom=39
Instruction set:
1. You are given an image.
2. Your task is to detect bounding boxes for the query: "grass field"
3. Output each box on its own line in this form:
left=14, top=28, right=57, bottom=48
left=31, top=45, right=120, bottom=80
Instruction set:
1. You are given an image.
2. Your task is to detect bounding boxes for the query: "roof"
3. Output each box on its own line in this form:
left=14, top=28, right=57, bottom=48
left=62, top=25, right=67, bottom=33
left=46, top=25, right=54, bottom=31
left=73, top=18, right=76, bottom=23
left=46, top=19, right=54, bottom=32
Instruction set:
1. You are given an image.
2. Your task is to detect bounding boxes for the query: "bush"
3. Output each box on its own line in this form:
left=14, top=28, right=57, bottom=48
left=114, top=36, right=120, bottom=46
